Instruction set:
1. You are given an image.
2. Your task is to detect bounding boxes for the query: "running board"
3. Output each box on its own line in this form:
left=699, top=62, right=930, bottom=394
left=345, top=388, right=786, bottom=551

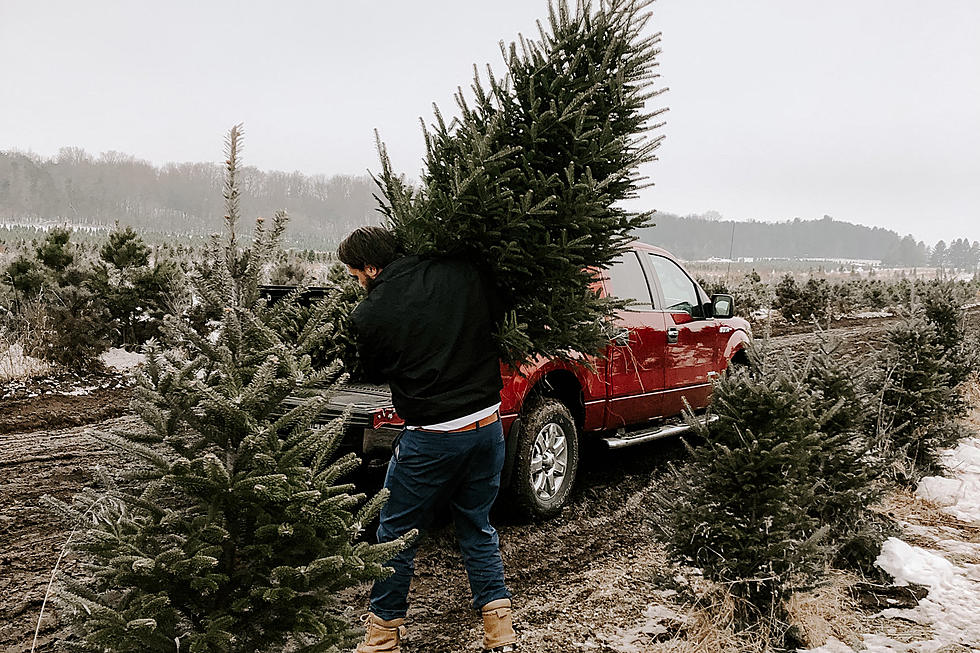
left=601, top=415, right=717, bottom=450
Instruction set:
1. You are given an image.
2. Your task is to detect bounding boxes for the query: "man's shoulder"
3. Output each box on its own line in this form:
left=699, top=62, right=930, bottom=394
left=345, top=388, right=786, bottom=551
left=351, top=292, right=380, bottom=328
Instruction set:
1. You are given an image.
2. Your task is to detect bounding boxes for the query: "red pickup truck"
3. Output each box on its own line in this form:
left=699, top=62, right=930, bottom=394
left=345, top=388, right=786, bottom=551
left=290, top=241, right=751, bottom=518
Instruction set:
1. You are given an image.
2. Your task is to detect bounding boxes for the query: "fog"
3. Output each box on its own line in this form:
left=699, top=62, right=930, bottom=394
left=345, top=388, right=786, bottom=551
left=1, top=0, right=977, bottom=244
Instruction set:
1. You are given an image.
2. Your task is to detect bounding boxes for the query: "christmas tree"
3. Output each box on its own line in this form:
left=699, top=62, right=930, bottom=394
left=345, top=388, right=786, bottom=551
left=920, top=279, right=980, bottom=387
left=663, top=347, right=826, bottom=624
left=800, top=341, right=890, bottom=572
left=44, top=126, right=412, bottom=653
left=89, top=222, right=185, bottom=346
left=869, top=311, right=962, bottom=479
left=374, top=0, right=666, bottom=364
left=659, top=342, right=886, bottom=627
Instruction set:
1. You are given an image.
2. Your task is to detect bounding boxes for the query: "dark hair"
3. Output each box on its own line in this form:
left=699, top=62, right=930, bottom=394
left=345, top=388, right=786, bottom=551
left=337, top=226, right=401, bottom=270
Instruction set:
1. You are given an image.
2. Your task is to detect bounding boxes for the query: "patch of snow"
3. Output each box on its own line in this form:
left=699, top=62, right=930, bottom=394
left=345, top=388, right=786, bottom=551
left=63, top=385, right=98, bottom=396
left=850, top=310, right=893, bottom=319
left=0, top=343, right=50, bottom=381
left=99, top=347, right=146, bottom=372
left=598, top=604, right=687, bottom=652
left=803, top=435, right=980, bottom=653
left=804, top=536, right=980, bottom=652
left=915, top=437, right=980, bottom=523
left=874, top=538, right=980, bottom=650
left=804, top=637, right=855, bottom=653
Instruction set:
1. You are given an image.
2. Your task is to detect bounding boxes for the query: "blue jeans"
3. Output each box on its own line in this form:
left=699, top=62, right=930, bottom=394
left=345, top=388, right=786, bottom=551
left=369, top=420, right=511, bottom=620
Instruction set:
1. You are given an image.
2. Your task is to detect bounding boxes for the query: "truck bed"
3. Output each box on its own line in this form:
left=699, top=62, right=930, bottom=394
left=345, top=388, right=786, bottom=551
left=282, top=382, right=394, bottom=428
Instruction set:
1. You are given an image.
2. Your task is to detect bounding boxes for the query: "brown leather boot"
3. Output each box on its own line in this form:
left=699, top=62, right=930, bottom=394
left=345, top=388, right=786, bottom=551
left=355, top=613, right=407, bottom=653
left=482, top=598, right=517, bottom=652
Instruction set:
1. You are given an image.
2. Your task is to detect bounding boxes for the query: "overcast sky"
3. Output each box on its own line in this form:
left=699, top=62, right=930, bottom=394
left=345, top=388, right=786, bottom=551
left=1, top=0, right=978, bottom=245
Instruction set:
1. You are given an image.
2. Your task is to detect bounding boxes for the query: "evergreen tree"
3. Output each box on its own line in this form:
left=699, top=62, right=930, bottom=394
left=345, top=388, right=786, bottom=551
left=39, top=278, right=112, bottom=366
left=659, top=346, right=827, bottom=625
left=36, top=226, right=76, bottom=272
left=2, top=254, right=45, bottom=300
left=658, top=342, right=888, bottom=628
left=774, top=274, right=803, bottom=322
left=44, top=126, right=412, bottom=653
left=268, top=253, right=308, bottom=286
left=100, top=223, right=151, bottom=269
left=920, top=279, right=979, bottom=386
left=930, top=240, right=947, bottom=267
left=374, top=0, right=665, bottom=365
left=90, top=223, right=184, bottom=346
left=868, top=311, right=962, bottom=479
left=800, top=343, right=891, bottom=572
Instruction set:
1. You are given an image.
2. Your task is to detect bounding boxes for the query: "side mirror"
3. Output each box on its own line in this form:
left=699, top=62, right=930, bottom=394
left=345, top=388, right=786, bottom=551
left=711, top=294, right=734, bottom=319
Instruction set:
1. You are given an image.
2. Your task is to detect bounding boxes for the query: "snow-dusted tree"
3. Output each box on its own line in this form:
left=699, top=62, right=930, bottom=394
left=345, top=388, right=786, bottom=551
left=45, top=126, right=412, bottom=653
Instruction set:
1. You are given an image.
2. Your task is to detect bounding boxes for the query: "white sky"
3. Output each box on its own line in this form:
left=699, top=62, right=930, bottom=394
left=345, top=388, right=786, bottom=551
left=1, top=0, right=978, bottom=245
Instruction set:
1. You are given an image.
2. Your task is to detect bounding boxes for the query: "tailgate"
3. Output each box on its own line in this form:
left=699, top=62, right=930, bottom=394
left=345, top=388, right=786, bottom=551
left=282, top=382, right=394, bottom=427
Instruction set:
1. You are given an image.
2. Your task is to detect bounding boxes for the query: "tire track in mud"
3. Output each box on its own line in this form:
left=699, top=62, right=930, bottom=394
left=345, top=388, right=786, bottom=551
left=0, top=416, right=143, bottom=652
left=0, top=312, right=970, bottom=651
left=0, top=388, right=132, bottom=436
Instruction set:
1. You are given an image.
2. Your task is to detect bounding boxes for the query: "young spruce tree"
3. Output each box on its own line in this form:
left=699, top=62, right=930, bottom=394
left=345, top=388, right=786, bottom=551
left=659, top=342, right=886, bottom=628
left=869, top=310, right=962, bottom=479
left=45, top=125, right=412, bottom=653
left=800, top=342, right=891, bottom=572
left=374, top=0, right=666, bottom=365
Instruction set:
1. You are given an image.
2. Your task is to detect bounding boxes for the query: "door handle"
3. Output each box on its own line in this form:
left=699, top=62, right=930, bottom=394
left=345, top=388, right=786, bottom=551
left=667, top=327, right=679, bottom=344
left=719, top=326, right=733, bottom=334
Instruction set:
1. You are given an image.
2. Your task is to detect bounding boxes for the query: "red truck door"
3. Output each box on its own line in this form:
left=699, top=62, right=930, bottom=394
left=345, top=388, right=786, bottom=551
left=601, top=252, right=667, bottom=428
left=645, top=253, right=720, bottom=416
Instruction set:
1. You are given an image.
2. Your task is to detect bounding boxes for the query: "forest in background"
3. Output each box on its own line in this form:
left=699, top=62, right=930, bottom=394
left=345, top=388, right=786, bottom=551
left=0, top=148, right=377, bottom=248
left=2, top=147, right=978, bottom=268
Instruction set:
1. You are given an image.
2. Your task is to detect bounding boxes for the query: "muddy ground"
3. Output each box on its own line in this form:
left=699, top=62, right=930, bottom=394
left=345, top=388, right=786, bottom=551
left=1, top=312, right=978, bottom=652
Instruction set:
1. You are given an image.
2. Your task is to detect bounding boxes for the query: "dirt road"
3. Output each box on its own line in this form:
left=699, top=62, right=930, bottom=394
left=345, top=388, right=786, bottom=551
left=1, top=313, right=976, bottom=652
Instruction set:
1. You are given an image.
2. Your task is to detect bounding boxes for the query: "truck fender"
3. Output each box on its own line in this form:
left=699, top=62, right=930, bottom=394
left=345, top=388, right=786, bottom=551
left=500, top=416, right=522, bottom=489
left=724, top=331, right=751, bottom=363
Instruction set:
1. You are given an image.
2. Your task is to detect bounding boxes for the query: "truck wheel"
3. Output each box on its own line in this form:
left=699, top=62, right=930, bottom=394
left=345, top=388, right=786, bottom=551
left=510, top=397, right=579, bottom=519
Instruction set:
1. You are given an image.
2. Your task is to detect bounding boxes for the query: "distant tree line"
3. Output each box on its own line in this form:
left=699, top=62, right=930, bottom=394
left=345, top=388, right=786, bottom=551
left=638, top=214, right=979, bottom=269
left=2, top=148, right=977, bottom=268
left=930, top=238, right=980, bottom=270
left=0, top=148, right=380, bottom=248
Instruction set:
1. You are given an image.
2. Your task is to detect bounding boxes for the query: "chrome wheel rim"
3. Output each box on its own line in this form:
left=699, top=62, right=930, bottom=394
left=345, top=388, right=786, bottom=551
left=529, top=422, right=568, bottom=501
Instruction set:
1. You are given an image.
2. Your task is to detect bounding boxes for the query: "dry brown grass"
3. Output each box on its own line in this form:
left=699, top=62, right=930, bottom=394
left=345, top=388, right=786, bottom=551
left=647, top=585, right=777, bottom=653
left=961, top=376, right=980, bottom=428
left=784, top=571, right=863, bottom=650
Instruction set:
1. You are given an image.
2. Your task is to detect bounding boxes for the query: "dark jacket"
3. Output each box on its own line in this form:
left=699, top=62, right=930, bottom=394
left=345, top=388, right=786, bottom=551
left=350, top=255, right=503, bottom=426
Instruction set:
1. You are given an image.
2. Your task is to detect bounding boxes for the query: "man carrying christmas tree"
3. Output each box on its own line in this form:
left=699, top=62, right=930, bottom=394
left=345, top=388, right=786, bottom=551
left=339, top=225, right=517, bottom=653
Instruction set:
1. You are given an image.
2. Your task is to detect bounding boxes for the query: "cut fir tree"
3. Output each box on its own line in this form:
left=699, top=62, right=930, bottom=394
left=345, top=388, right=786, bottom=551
left=374, top=0, right=667, bottom=365
left=44, top=125, right=413, bottom=653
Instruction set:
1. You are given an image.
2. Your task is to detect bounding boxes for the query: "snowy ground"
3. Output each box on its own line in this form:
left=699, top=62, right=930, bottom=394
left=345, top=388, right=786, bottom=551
left=98, top=347, right=145, bottom=372
left=0, top=344, right=50, bottom=382
left=807, top=436, right=980, bottom=653
left=0, top=345, right=143, bottom=383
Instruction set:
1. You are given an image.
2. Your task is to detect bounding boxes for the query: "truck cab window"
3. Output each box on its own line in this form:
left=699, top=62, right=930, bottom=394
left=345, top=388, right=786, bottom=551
left=649, top=254, right=701, bottom=317
left=604, top=252, right=654, bottom=310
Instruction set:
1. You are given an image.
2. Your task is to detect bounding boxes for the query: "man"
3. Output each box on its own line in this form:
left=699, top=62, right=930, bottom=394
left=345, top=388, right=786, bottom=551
left=338, top=226, right=517, bottom=653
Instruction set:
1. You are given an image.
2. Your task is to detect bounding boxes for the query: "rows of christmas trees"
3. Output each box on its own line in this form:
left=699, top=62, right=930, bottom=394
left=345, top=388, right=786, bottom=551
left=35, top=0, right=980, bottom=649
left=654, top=283, right=979, bottom=646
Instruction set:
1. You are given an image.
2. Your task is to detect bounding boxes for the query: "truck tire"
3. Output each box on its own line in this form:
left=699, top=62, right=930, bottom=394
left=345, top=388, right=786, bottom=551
left=509, top=397, right=579, bottom=519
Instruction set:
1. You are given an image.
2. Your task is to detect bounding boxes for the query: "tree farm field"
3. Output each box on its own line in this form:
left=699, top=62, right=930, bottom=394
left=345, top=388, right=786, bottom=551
left=3, top=310, right=979, bottom=653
